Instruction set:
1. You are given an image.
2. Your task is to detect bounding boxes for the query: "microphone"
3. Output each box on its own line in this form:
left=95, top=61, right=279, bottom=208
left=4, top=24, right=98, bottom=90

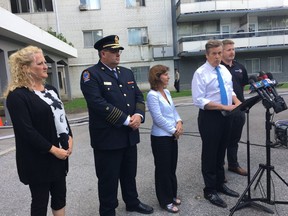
left=249, top=78, right=265, bottom=99
left=248, top=75, right=258, bottom=93
left=249, top=75, right=257, bottom=82
left=250, top=72, right=287, bottom=113
left=266, top=72, right=279, bottom=86
left=249, top=79, right=273, bottom=102
left=262, top=72, right=280, bottom=98
left=262, top=79, right=278, bottom=97
left=257, top=71, right=268, bottom=80
left=266, top=72, right=273, bottom=80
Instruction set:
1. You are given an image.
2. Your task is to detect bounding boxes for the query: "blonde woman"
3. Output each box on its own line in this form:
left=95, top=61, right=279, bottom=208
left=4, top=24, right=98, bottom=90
left=4, top=46, right=73, bottom=216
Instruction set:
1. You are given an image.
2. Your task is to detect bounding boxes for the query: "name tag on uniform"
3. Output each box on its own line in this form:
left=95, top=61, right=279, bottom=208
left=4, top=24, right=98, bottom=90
left=127, top=81, right=134, bottom=84
left=104, top=82, right=112, bottom=85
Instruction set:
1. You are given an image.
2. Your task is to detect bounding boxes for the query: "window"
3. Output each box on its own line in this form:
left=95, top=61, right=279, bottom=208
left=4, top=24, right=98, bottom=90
left=128, top=27, right=148, bottom=45
left=10, top=0, right=53, bottom=13
left=192, top=21, right=220, bottom=35
left=131, top=66, right=149, bottom=83
left=244, top=58, right=260, bottom=74
left=79, top=0, right=100, bottom=10
left=33, top=0, right=53, bottom=12
left=258, top=16, right=288, bottom=31
left=83, top=30, right=103, bottom=48
left=221, top=25, right=230, bottom=34
left=268, top=57, right=282, bottom=73
left=126, top=0, right=145, bottom=8
left=249, top=24, right=256, bottom=32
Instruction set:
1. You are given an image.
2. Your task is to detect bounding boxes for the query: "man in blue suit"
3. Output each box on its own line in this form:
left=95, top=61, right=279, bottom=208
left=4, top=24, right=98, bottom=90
left=80, top=35, right=153, bottom=216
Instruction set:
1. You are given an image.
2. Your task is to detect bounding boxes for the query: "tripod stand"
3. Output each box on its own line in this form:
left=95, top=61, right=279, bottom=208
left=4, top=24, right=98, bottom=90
left=230, top=103, right=288, bottom=215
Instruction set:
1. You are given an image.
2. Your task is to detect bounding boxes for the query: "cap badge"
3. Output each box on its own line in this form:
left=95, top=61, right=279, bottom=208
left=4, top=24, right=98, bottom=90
left=114, top=36, right=119, bottom=44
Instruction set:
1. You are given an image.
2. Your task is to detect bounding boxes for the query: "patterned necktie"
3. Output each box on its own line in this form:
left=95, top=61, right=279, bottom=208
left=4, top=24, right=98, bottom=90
left=113, top=69, right=118, bottom=79
left=215, top=66, right=228, bottom=105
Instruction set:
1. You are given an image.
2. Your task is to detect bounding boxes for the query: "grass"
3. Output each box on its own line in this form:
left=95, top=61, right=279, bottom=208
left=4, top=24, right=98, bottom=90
left=63, top=98, right=87, bottom=114
left=64, top=83, right=288, bottom=114
left=244, top=82, right=288, bottom=91
left=63, top=90, right=192, bottom=114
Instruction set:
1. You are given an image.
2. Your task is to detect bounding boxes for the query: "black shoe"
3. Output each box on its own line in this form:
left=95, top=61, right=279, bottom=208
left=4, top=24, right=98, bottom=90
left=204, top=192, right=227, bottom=208
left=126, top=202, right=154, bottom=214
left=217, top=184, right=239, bottom=197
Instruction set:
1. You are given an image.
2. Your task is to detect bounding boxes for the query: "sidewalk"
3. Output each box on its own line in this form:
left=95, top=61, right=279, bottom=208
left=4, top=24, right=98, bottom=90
left=1, top=90, right=288, bottom=215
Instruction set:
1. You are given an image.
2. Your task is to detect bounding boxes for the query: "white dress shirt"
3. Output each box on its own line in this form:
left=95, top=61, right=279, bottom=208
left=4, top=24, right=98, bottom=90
left=147, top=89, right=182, bottom=136
left=192, top=61, right=235, bottom=110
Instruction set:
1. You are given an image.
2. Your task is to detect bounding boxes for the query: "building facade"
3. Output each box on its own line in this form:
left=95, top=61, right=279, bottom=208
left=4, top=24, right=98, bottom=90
left=0, top=6, right=77, bottom=122
left=175, top=0, right=288, bottom=89
left=0, top=0, right=176, bottom=98
left=1, top=0, right=288, bottom=97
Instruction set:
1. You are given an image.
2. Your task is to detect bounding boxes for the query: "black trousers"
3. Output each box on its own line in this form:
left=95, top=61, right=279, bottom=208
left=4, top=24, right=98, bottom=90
left=151, top=135, right=178, bottom=207
left=29, top=177, right=66, bottom=216
left=93, top=146, right=139, bottom=216
left=198, top=109, right=232, bottom=194
left=227, top=110, right=246, bottom=168
left=174, top=80, right=180, bottom=92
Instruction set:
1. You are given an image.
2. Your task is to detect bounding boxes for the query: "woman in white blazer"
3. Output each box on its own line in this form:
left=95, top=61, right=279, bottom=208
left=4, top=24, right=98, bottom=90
left=147, top=65, right=183, bottom=213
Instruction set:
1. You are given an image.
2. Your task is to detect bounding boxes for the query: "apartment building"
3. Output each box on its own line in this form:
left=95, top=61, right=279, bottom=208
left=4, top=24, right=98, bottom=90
left=0, top=6, right=77, bottom=121
left=1, top=0, right=288, bottom=97
left=0, top=0, right=175, bottom=98
left=175, top=0, right=288, bottom=89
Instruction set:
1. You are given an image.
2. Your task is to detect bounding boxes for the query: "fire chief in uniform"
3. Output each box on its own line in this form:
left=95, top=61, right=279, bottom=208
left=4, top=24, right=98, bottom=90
left=80, top=35, right=153, bottom=216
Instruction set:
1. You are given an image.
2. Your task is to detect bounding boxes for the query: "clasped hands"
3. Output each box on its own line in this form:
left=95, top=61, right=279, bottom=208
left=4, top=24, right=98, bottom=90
left=50, top=136, right=73, bottom=160
left=174, top=121, right=184, bottom=140
left=129, top=114, right=142, bottom=130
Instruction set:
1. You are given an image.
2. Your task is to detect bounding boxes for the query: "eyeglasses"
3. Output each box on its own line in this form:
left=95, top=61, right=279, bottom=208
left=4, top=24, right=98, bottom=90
left=104, top=49, right=122, bottom=54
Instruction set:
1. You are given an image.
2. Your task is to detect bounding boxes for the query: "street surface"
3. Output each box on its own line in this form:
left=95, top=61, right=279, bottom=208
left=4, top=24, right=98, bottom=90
left=1, top=92, right=288, bottom=216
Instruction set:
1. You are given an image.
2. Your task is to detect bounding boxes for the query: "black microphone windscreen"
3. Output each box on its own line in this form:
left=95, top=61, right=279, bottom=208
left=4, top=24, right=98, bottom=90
left=248, top=75, right=257, bottom=83
left=266, top=72, right=273, bottom=80
left=258, top=71, right=266, bottom=77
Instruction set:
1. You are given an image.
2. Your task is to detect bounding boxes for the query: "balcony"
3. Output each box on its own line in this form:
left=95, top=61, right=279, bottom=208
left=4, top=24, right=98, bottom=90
left=178, top=29, right=288, bottom=56
left=176, top=0, right=288, bottom=22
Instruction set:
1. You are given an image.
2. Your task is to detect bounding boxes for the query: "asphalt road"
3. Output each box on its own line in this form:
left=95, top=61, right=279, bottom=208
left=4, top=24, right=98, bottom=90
left=1, top=92, right=288, bottom=216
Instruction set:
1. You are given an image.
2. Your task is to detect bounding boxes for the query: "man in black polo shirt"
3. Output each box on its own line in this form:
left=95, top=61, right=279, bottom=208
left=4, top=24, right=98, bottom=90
left=221, top=39, right=249, bottom=177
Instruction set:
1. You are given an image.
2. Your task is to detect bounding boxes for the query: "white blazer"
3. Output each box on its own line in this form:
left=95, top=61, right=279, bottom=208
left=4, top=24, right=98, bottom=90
left=147, top=89, right=182, bottom=137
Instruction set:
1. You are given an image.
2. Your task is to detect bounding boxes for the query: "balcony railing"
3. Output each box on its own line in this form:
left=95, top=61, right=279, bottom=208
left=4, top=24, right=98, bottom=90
left=177, top=0, right=288, bottom=15
left=178, top=29, right=288, bottom=55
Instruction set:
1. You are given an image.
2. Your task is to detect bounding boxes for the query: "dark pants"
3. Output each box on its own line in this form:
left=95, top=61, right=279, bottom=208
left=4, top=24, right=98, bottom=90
left=93, top=146, right=140, bottom=216
left=198, top=109, right=232, bottom=194
left=174, top=80, right=180, bottom=92
left=227, top=110, right=246, bottom=168
left=29, top=177, right=66, bottom=216
left=151, top=135, right=178, bottom=207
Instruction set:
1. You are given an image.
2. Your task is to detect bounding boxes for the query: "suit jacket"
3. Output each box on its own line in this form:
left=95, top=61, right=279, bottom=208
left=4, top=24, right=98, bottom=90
left=80, top=61, right=145, bottom=150
left=6, top=85, right=72, bottom=185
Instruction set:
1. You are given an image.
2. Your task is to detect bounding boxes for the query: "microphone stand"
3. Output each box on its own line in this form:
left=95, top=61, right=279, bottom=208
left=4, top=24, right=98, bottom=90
left=230, top=98, right=288, bottom=216
left=252, top=107, right=288, bottom=204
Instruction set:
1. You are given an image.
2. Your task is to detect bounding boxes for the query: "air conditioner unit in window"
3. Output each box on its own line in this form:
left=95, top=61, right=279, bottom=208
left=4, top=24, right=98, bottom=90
left=79, top=4, right=88, bottom=11
left=141, top=36, right=149, bottom=45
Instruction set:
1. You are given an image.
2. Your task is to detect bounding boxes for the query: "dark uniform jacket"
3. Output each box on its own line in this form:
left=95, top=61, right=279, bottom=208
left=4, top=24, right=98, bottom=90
left=80, top=61, right=145, bottom=150
left=6, top=85, right=72, bottom=185
left=221, top=60, right=248, bottom=102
